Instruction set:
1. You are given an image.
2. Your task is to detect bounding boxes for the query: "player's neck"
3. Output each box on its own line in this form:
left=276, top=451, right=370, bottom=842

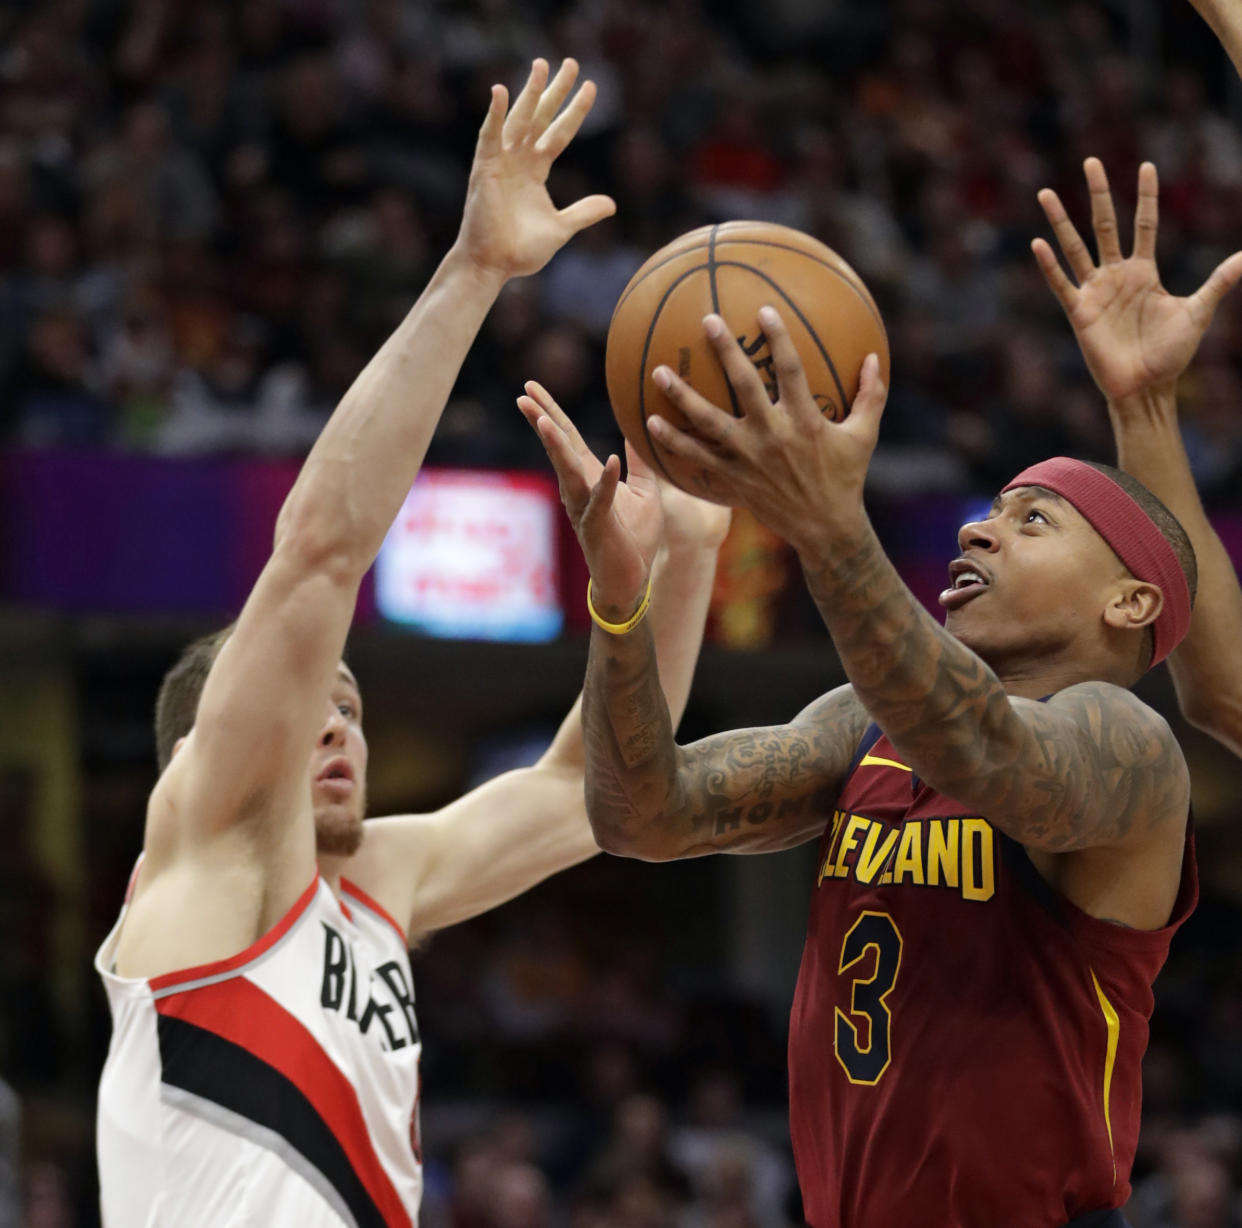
left=316, top=855, right=348, bottom=897
left=991, top=649, right=1130, bottom=699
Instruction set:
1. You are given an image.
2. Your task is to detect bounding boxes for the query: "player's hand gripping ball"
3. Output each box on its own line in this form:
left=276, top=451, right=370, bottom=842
left=605, top=221, right=889, bottom=503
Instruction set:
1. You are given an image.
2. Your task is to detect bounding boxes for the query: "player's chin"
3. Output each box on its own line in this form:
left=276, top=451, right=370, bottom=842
left=314, top=803, right=366, bottom=858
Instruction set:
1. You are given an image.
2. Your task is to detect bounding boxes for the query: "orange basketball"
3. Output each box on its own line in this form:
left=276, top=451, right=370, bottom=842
left=605, top=221, right=890, bottom=503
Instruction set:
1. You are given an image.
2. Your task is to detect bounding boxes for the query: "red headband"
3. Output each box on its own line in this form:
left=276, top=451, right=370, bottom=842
left=1001, top=457, right=1192, bottom=669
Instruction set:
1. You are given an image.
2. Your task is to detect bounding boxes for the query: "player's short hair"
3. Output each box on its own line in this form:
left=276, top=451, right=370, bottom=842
left=154, top=623, right=235, bottom=772
left=1082, top=461, right=1198, bottom=605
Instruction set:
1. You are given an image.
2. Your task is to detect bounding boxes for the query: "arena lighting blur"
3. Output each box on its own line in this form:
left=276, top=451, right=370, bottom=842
left=374, top=468, right=564, bottom=642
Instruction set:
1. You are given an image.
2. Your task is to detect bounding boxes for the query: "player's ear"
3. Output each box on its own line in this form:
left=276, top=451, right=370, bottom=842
left=1103, top=579, right=1163, bottom=633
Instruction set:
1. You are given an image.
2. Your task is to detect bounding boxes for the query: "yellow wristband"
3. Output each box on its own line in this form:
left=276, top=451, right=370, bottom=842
left=587, top=576, right=652, bottom=635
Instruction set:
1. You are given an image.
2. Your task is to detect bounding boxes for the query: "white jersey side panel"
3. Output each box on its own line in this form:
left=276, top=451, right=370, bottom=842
left=95, top=874, right=422, bottom=1228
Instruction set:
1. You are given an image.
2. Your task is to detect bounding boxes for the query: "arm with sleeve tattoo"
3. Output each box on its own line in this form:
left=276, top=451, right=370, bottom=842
left=796, top=518, right=1188, bottom=853
left=583, top=617, right=870, bottom=859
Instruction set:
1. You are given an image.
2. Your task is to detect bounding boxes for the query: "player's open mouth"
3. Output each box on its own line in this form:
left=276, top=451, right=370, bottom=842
left=939, top=559, right=992, bottom=610
left=316, top=758, right=356, bottom=797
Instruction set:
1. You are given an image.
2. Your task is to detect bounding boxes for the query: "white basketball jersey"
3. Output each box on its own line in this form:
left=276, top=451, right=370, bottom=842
left=95, top=870, right=423, bottom=1228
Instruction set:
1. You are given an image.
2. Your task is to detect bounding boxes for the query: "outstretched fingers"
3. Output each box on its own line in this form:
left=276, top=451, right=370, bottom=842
left=530, top=58, right=579, bottom=139
left=1037, top=186, right=1095, bottom=284
left=518, top=397, right=594, bottom=515
left=1133, top=161, right=1160, bottom=261
left=502, top=58, right=550, bottom=146
left=537, top=79, right=599, bottom=162
left=1084, top=157, right=1123, bottom=265
left=522, top=380, right=593, bottom=461
left=475, top=84, right=508, bottom=160
left=1030, top=236, right=1078, bottom=313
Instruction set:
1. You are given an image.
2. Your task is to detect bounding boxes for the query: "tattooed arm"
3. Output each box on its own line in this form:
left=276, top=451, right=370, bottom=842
left=584, top=615, right=869, bottom=859
left=793, top=519, right=1189, bottom=854
left=644, top=310, right=1190, bottom=857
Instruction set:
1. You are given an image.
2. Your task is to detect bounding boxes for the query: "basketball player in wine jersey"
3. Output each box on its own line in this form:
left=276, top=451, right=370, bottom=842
left=94, top=60, right=729, bottom=1228
left=521, top=242, right=1234, bottom=1222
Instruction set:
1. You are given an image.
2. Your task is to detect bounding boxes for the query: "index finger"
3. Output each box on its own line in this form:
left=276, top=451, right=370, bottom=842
left=1037, top=186, right=1095, bottom=284
left=522, top=380, right=592, bottom=460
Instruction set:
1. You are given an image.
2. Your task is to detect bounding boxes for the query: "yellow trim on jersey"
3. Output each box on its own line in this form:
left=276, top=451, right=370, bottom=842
left=858, top=753, right=912, bottom=772
left=1090, top=968, right=1120, bottom=1183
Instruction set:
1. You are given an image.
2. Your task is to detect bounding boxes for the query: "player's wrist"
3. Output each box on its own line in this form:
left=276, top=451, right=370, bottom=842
left=790, top=505, right=871, bottom=574
left=442, top=239, right=510, bottom=298
left=587, top=574, right=652, bottom=633
left=1106, top=384, right=1180, bottom=431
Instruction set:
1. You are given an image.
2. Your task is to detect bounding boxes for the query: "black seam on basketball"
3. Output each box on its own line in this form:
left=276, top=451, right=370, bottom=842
left=611, top=235, right=884, bottom=331
left=708, top=226, right=744, bottom=420
left=636, top=261, right=712, bottom=484
left=711, top=260, right=849, bottom=414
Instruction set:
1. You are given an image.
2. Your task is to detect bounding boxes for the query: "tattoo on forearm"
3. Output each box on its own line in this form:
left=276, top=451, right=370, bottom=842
left=800, top=524, right=1187, bottom=851
left=582, top=621, right=869, bottom=857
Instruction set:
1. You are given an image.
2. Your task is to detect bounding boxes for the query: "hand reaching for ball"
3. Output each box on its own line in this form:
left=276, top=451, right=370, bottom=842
left=518, top=381, right=664, bottom=621
left=518, top=381, right=732, bottom=621
left=647, top=308, right=888, bottom=559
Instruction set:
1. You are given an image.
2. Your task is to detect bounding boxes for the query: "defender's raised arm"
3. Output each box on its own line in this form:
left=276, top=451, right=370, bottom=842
left=126, top=59, right=614, bottom=969
left=1033, top=158, right=1242, bottom=755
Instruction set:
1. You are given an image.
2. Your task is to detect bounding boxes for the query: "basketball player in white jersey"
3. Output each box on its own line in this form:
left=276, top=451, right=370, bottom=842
left=1030, top=147, right=1242, bottom=756
left=94, top=59, right=730, bottom=1228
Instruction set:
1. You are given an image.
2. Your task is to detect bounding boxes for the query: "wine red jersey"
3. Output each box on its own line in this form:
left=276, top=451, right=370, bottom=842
left=788, top=726, right=1196, bottom=1228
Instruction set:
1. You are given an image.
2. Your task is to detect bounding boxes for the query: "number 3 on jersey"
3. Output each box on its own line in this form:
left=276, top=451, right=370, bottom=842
left=834, top=910, right=903, bottom=1085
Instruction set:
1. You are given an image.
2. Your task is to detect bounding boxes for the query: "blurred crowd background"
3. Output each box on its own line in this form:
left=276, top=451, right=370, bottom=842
left=3, top=0, right=1242, bottom=1225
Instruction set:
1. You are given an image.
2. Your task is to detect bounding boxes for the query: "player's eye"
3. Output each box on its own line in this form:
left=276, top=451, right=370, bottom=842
left=1025, top=508, right=1049, bottom=525
left=338, top=702, right=357, bottom=720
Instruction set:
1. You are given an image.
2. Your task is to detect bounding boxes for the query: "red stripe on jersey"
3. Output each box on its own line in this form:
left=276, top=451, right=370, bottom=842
left=340, top=878, right=407, bottom=946
left=156, top=975, right=413, bottom=1228
left=149, top=875, right=320, bottom=993
left=123, top=854, right=146, bottom=904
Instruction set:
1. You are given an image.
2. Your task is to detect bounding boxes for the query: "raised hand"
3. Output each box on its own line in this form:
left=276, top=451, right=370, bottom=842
left=518, top=381, right=663, bottom=618
left=1032, top=158, right=1242, bottom=402
left=457, top=59, right=616, bottom=285
left=646, top=309, right=887, bottom=559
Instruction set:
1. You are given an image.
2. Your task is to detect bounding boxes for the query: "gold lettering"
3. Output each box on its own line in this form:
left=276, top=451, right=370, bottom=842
left=927, top=819, right=960, bottom=888
left=961, top=817, right=995, bottom=902
left=835, top=813, right=870, bottom=878
left=892, top=821, right=924, bottom=886
left=856, top=823, right=899, bottom=884
left=819, top=810, right=846, bottom=883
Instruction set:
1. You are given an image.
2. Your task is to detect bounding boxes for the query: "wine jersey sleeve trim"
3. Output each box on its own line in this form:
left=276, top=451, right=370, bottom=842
left=1090, top=968, right=1122, bottom=1185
